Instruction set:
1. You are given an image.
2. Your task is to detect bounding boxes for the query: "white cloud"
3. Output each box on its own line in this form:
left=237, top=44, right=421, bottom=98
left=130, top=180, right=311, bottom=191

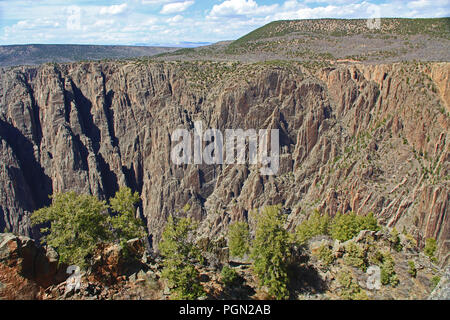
left=0, top=0, right=449, bottom=46
left=167, top=15, right=184, bottom=23
left=160, top=1, right=194, bottom=14
left=407, top=0, right=450, bottom=9
left=141, top=0, right=176, bottom=4
left=99, top=3, right=128, bottom=15
left=209, top=0, right=278, bottom=18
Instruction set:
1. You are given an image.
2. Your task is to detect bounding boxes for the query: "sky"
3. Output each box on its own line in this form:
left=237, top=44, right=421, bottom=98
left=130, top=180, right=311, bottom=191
left=0, top=0, right=449, bottom=46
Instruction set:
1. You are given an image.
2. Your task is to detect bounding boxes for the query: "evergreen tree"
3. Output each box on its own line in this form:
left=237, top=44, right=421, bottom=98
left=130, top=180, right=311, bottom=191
left=251, top=205, right=291, bottom=300
left=159, top=215, right=204, bottom=300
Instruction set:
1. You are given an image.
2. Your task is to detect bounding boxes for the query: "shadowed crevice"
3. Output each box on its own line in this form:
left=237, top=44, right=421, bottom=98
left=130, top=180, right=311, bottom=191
left=0, top=119, right=52, bottom=210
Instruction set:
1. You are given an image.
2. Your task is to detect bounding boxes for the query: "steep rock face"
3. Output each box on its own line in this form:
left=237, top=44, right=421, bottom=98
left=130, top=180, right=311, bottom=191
left=0, top=61, right=448, bottom=263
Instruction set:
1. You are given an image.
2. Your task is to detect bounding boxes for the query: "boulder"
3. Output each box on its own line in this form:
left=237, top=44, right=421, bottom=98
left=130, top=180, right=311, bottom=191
left=0, top=233, right=65, bottom=299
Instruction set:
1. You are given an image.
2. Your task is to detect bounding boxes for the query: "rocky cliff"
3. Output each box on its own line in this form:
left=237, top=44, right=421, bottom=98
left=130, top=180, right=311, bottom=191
left=0, top=60, right=448, bottom=264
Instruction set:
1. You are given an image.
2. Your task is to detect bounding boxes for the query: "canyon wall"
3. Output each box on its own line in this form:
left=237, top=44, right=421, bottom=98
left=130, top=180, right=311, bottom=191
left=0, top=61, right=448, bottom=263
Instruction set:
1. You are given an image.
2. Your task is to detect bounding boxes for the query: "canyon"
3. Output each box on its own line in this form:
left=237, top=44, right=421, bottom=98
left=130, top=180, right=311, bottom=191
left=0, top=59, right=448, bottom=266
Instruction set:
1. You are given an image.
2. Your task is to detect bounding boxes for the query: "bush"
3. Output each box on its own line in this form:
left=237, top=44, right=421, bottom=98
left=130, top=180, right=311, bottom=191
left=389, top=228, right=403, bottom=252
left=295, top=210, right=330, bottom=244
left=31, top=187, right=146, bottom=269
left=424, top=238, right=437, bottom=261
left=343, top=241, right=367, bottom=271
left=368, top=248, right=384, bottom=266
left=228, top=221, right=250, bottom=258
left=408, top=260, right=417, bottom=278
left=431, top=276, right=441, bottom=289
left=220, top=265, right=239, bottom=287
left=313, top=243, right=335, bottom=266
left=295, top=211, right=380, bottom=244
left=109, top=187, right=146, bottom=244
left=159, top=215, right=204, bottom=300
left=182, top=203, right=191, bottom=213
left=403, top=232, right=417, bottom=250
left=251, top=205, right=291, bottom=300
left=337, top=269, right=369, bottom=300
left=330, top=212, right=379, bottom=241
left=380, top=252, right=399, bottom=287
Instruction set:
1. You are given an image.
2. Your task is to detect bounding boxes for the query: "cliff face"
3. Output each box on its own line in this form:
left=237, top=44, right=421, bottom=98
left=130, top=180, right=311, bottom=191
left=0, top=61, right=448, bottom=263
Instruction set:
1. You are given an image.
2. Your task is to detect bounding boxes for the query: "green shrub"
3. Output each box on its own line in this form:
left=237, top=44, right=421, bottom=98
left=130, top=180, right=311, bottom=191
left=368, top=248, right=384, bottom=266
left=389, top=228, right=403, bottom=252
left=330, top=212, right=379, bottom=242
left=182, top=203, right=191, bottom=213
left=313, top=243, right=335, bottom=266
left=343, top=241, right=367, bottom=271
left=109, top=187, right=146, bottom=244
left=251, top=205, right=291, bottom=300
left=295, top=210, right=330, bottom=244
left=431, top=276, right=441, bottom=289
left=159, top=216, right=204, bottom=300
left=408, top=260, right=417, bottom=278
left=220, top=265, right=239, bottom=287
left=295, top=211, right=379, bottom=244
left=228, top=221, right=250, bottom=258
left=380, top=252, right=399, bottom=287
left=403, top=233, right=417, bottom=249
left=31, top=187, right=146, bottom=269
left=337, top=269, right=369, bottom=300
left=424, top=238, right=437, bottom=261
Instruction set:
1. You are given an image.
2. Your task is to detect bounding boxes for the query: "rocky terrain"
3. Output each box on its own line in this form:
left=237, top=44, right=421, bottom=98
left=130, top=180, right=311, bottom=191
left=0, top=18, right=448, bottom=300
left=0, top=44, right=178, bottom=67
left=1, top=229, right=447, bottom=300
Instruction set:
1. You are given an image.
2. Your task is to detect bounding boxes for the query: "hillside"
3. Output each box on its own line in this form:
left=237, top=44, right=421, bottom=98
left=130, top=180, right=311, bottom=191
left=157, top=18, right=450, bottom=63
left=0, top=44, right=178, bottom=67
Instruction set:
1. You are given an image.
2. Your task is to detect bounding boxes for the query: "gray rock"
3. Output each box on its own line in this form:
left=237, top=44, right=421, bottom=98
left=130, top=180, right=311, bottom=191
left=428, top=267, right=450, bottom=300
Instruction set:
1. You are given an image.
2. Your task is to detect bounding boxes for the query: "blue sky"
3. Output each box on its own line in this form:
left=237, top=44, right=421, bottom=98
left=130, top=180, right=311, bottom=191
left=0, top=0, right=449, bottom=46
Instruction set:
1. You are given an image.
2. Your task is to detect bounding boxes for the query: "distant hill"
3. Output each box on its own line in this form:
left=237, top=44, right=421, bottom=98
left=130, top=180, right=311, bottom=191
left=0, top=44, right=178, bottom=67
left=158, top=18, right=450, bottom=63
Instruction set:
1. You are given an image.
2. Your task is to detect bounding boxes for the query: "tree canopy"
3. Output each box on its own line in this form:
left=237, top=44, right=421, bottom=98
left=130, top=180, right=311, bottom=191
left=31, top=187, right=146, bottom=269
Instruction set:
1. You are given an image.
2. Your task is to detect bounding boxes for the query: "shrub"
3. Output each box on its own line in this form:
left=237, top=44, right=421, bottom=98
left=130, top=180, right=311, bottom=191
left=424, top=238, right=437, bottom=262
left=295, top=211, right=380, bottom=244
left=182, top=203, right=191, bottom=213
left=330, top=212, right=379, bottom=241
left=228, top=221, right=250, bottom=258
left=431, top=276, right=441, bottom=289
left=403, top=232, right=417, bottom=249
left=159, top=216, right=204, bottom=300
left=337, top=269, right=369, bottom=300
left=109, top=187, right=146, bottom=244
left=389, top=228, right=403, bottom=252
left=368, top=248, right=384, bottom=266
left=251, top=205, right=291, bottom=300
left=313, top=243, right=335, bottom=267
left=31, top=192, right=110, bottom=268
left=343, top=241, right=367, bottom=271
left=408, top=260, right=417, bottom=278
left=380, top=252, right=399, bottom=287
left=220, top=265, right=239, bottom=287
left=295, top=210, right=330, bottom=244
left=31, top=187, right=146, bottom=269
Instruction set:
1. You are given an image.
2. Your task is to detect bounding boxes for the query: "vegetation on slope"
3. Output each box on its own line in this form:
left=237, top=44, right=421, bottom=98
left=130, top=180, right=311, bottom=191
left=31, top=187, right=146, bottom=268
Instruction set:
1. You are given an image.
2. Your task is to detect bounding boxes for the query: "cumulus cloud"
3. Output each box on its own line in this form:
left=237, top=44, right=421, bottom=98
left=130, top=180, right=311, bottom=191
left=167, top=14, right=184, bottom=23
left=160, top=1, right=194, bottom=14
left=99, top=3, right=128, bottom=15
left=209, top=0, right=278, bottom=18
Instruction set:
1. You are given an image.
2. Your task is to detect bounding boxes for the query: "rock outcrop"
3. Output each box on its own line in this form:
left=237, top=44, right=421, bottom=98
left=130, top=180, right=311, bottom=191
left=0, top=233, right=65, bottom=299
left=0, top=60, right=448, bottom=264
